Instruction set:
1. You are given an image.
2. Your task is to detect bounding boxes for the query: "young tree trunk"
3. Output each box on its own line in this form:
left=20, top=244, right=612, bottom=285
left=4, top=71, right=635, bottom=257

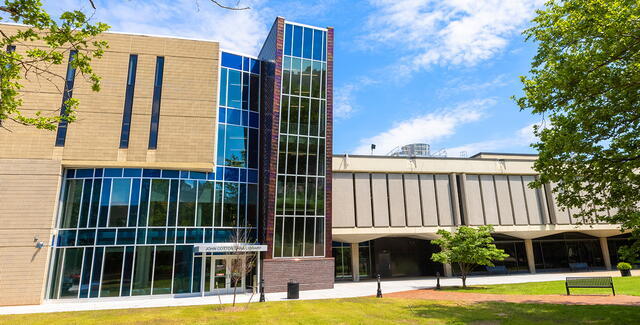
left=461, top=275, right=467, bottom=288
left=232, top=281, right=238, bottom=307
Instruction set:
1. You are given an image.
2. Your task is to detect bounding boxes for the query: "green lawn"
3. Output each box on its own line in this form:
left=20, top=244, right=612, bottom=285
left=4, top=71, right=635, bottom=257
left=442, top=275, right=640, bottom=296
left=1, top=297, right=639, bottom=325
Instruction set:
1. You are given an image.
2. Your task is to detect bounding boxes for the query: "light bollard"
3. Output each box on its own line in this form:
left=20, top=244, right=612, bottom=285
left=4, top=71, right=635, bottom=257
left=376, top=274, right=383, bottom=298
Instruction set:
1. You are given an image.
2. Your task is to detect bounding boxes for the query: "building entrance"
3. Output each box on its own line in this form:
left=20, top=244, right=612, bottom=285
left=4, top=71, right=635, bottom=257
left=371, top=237, right=442, bottom=278
left=200, top=255, right=246, bottom=295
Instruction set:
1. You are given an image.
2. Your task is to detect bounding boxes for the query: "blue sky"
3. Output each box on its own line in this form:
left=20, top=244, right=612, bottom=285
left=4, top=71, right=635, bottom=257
left=46, top=0, right=546, bottom=157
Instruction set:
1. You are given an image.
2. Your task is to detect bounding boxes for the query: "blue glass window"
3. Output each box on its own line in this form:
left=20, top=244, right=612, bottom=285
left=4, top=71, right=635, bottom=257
left=292, top=25, right=303, bottom=57
left=219, top=68, right=227, bottom=106
left=76, top=169, right=93, bottom=178
left=227, top=108, right=241, bottom=125
left=148, top=56, right=165, bottom=150
left=119, top=54, right=138, bottom=148
left=284, top=24, right=293, bottom=55
left=248, top=169, right=258, bottom=183
left=116, top=229, right=136, bottom=245
left=218, top=107, right=226, bottom=123
left=147, top=228, right=166, bottom=244
left=96, top=229, right=116, bottom=245
left=303, top=27, right=313, bottom=59
left=221, top=52, right=242, bottom=70
left=224, top=167, right=239, bottom=182
left=227, top=69, right=242, bottom=109
left=123, top=168, right=142, bottom=177
left=224, top=125, right=247, bottom=167
left=249, top=112, right=259, bottom=128
left=142, top=169, right=160, bottom=177
left=57, top=230, right=76, bottom=246
left=104, top=168, right=123, bottom=177
left=313, top=29, right=323, bottom=61
left=161, top=170, right=179, bottom=178
left=98, top=179, right=112, bottom=227
left=77, top=229, right=96, bottom=245
left=249, top=59, right=260, bottom=74
left=55, top=50, right=77, bottom=147
left=243, top=57, right=250, bottom=71
left=94, top=168, right=103, bottom=177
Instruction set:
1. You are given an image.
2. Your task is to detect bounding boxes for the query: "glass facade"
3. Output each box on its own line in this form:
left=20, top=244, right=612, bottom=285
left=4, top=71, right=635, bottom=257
left=332, top=242, right=371, bottom=280
left=273, top=23, right=328, bottom=258
left=48, top=166, right=259, bottom=299
left=532, top=232, right=605, bottom=271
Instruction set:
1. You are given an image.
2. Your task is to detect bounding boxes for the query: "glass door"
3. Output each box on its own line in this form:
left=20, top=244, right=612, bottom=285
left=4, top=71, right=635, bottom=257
left=203, top=255, right=246, bottom=295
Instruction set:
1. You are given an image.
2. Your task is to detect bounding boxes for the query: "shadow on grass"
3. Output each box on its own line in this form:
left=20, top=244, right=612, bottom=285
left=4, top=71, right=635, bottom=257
left=406, top=301, right=640, bottom=324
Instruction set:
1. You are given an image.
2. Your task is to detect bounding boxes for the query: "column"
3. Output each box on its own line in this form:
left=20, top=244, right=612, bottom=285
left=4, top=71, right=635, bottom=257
left=351, top=243, right=360, bottom=282
left=443, top=263, right=453, bottom=277
left=599, top=237, right=612, bottom=270
left=524, top=239, right=536, bottom=274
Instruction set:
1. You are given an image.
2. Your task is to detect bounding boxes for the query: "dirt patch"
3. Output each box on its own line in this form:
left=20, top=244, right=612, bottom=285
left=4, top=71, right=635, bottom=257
left=386, top=289, right=640, bottom=306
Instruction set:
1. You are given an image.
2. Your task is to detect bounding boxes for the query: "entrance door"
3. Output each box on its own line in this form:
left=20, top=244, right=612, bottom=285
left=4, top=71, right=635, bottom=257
left=203, top=255, right=246, bottom=295
left=377, top=252, right=392, bottom=278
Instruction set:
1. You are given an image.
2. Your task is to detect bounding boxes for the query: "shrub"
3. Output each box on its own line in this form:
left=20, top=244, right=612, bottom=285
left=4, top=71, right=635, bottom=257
left=617, top=262, right=632, bottom=271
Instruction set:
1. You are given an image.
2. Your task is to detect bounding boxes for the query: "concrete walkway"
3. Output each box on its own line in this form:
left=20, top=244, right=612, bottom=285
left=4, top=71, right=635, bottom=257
left=0, top=270, right=635, bottom=315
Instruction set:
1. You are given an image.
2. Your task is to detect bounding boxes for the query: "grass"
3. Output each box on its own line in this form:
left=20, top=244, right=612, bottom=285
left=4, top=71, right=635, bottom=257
left=442, top=275, right=640, bottom=296
left=1, top=297, right=639, bottom=325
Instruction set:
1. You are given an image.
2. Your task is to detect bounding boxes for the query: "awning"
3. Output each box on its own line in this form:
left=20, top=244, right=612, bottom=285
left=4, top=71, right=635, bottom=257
left=194, top=243, right=268, bottom=253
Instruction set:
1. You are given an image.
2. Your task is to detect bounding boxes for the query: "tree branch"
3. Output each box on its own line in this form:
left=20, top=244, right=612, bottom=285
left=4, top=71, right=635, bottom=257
left=209, top=0, right=250, bottom=10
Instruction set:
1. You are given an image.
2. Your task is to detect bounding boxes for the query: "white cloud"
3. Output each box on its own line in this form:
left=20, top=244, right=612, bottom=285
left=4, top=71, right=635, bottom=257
left=352, top=98, right=495, bottom=154
left=365, top=0, right=543, bottom=75
left=46, top=0, right=270, bottom=55
left=334, top=77, right=379, bottom=120
left=446, top=121, right=541, bottom=156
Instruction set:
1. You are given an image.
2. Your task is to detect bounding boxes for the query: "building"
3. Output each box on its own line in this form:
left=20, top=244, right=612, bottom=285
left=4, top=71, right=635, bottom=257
left=0, top=18, right=631, bottom=307
left=331, top=153, right=631, bottom=281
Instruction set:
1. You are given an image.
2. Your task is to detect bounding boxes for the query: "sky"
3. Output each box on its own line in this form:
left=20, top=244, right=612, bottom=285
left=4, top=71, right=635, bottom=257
left=45, top=0, right=547, bottom=157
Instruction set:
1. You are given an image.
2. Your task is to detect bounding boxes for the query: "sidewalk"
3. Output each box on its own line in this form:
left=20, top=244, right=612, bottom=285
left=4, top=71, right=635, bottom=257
left=0, top=270, right=634, bottom=315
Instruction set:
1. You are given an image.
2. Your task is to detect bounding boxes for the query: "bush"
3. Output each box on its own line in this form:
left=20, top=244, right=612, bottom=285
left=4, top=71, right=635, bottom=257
left=617, top=262, right=632, bottom=271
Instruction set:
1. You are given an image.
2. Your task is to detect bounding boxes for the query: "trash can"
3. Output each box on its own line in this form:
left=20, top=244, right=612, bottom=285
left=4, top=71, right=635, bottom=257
left=287, top=281, right=299, bottom=299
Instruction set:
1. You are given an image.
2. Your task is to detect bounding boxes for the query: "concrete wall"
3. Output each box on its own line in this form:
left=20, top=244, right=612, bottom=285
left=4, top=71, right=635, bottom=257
left=0, top=159, right=62, bottom=306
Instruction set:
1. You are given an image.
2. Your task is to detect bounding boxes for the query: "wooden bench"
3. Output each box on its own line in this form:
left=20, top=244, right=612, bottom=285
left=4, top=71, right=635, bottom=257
left=565, top=276, right=615, bottom=296
left=569, top=262, right=589, bottom=272
left=485, top=265, right=508, bottom=274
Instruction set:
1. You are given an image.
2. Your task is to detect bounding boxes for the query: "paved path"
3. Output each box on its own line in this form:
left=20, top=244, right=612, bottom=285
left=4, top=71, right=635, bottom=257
left=387, top=289, right=640, bottom=306
left=0, top=270, right=636, bottom=315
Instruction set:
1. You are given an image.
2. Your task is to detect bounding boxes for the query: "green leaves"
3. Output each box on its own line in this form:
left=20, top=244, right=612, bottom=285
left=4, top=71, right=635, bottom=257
left=516, top=0, right=640, bottom=255
left=0, top=0, right=109, bottom=130
left=431, top=226, right=508, bottom=287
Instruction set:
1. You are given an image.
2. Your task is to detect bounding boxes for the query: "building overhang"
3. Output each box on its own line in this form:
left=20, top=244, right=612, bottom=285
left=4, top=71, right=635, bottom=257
left=332, top=224, right=628, bottom=243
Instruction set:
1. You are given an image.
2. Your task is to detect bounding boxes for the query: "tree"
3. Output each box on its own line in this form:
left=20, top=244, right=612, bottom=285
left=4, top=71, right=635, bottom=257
left=431, top=226, right=508, bottom=288
left=515, top=0, right=640, bottom=256
left=227, top=230, right=258, bottom=308
left=0, top=0, right=109, bottom=130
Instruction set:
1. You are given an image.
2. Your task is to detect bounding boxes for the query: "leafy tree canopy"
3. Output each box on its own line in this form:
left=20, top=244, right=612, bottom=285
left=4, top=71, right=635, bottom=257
left=516, top=0, right=640, bottom=258
left=0, top=0, right=109, bottom=130
left=431, top=226, right=508, bottom=288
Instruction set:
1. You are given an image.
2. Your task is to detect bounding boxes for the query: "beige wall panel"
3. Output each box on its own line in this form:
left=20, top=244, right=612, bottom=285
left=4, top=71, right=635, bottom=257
left=153, top=115, right=216, bottom=164
left=72, top=51, right=130, bottom=97
left=354, top=173, right=373, bottom=227
left=162, top=57, right=218, bottom=105
left=494, top=175, right=514, bottom=225
left=332, top=173, right=355, bottom=227
left=63, top=111, right=121, bottom=161
left=522, top=176, right=544, bottom=224
left=129, top=35, right=167, bottom=56
left=508, top=176, right=529, bottom=225
left=387, top=174, right=406, bottom=227
left=464, top=175, right=485, bottom=225
left=126, top=111, right=152, bottom=161
left=435, top=174, right=454, bottom=226
left=509, top=175, right=529, bottom=225
left=403, top=174, right=422, bottom=227
left=479, top=175, right=500, bottom=225
left=549, top=183, right=571, bottom=224
left=0, top=159, right=61, bottom=306
left=131, top=54, right=160, bottom=99
left=371, top=174, right=389, bottom=227
left=419, top=174, right=439, bottom=226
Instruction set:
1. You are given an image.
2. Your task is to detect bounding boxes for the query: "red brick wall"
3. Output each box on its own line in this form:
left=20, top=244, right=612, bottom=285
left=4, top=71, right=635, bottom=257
left=262, top=258, right=335, bottom=293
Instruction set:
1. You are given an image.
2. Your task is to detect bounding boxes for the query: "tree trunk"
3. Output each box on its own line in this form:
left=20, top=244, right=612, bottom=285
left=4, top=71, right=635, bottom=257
left=232, top=280, right=238, bottom=306
left=462, top=275, right=467, bottom=288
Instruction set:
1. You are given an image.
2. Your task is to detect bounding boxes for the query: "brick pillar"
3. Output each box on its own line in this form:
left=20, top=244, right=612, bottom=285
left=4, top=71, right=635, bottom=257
left=600, top=237, right=612, bottom=270
left=351, top=243, right=359, bottom=282
left=525, top=239, right=536, bottom=274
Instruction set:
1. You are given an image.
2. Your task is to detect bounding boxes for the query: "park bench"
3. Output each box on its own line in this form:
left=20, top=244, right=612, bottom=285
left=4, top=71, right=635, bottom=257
left=485, top=265, right=508, bottom=274
left=565, top=276, right=615, bottom=296
left=569, top=262, right=590, bottom=272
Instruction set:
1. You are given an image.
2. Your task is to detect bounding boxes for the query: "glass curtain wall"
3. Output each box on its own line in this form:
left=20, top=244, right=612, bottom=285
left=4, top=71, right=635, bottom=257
left=48, top=167, right=258, bottom=299
left=532, top=232, right=605, bottom=271
left=273, top=23, right=328, bottom=258
left=332, top=242, right=372, bottom=280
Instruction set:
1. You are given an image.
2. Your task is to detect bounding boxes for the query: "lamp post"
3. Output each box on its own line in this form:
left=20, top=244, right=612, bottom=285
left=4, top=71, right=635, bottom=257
left=259, top=279, right=265, bottom=302
left=436, top=272, right=441, bottom=290
left=376, top=274, right=382, bottom=298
